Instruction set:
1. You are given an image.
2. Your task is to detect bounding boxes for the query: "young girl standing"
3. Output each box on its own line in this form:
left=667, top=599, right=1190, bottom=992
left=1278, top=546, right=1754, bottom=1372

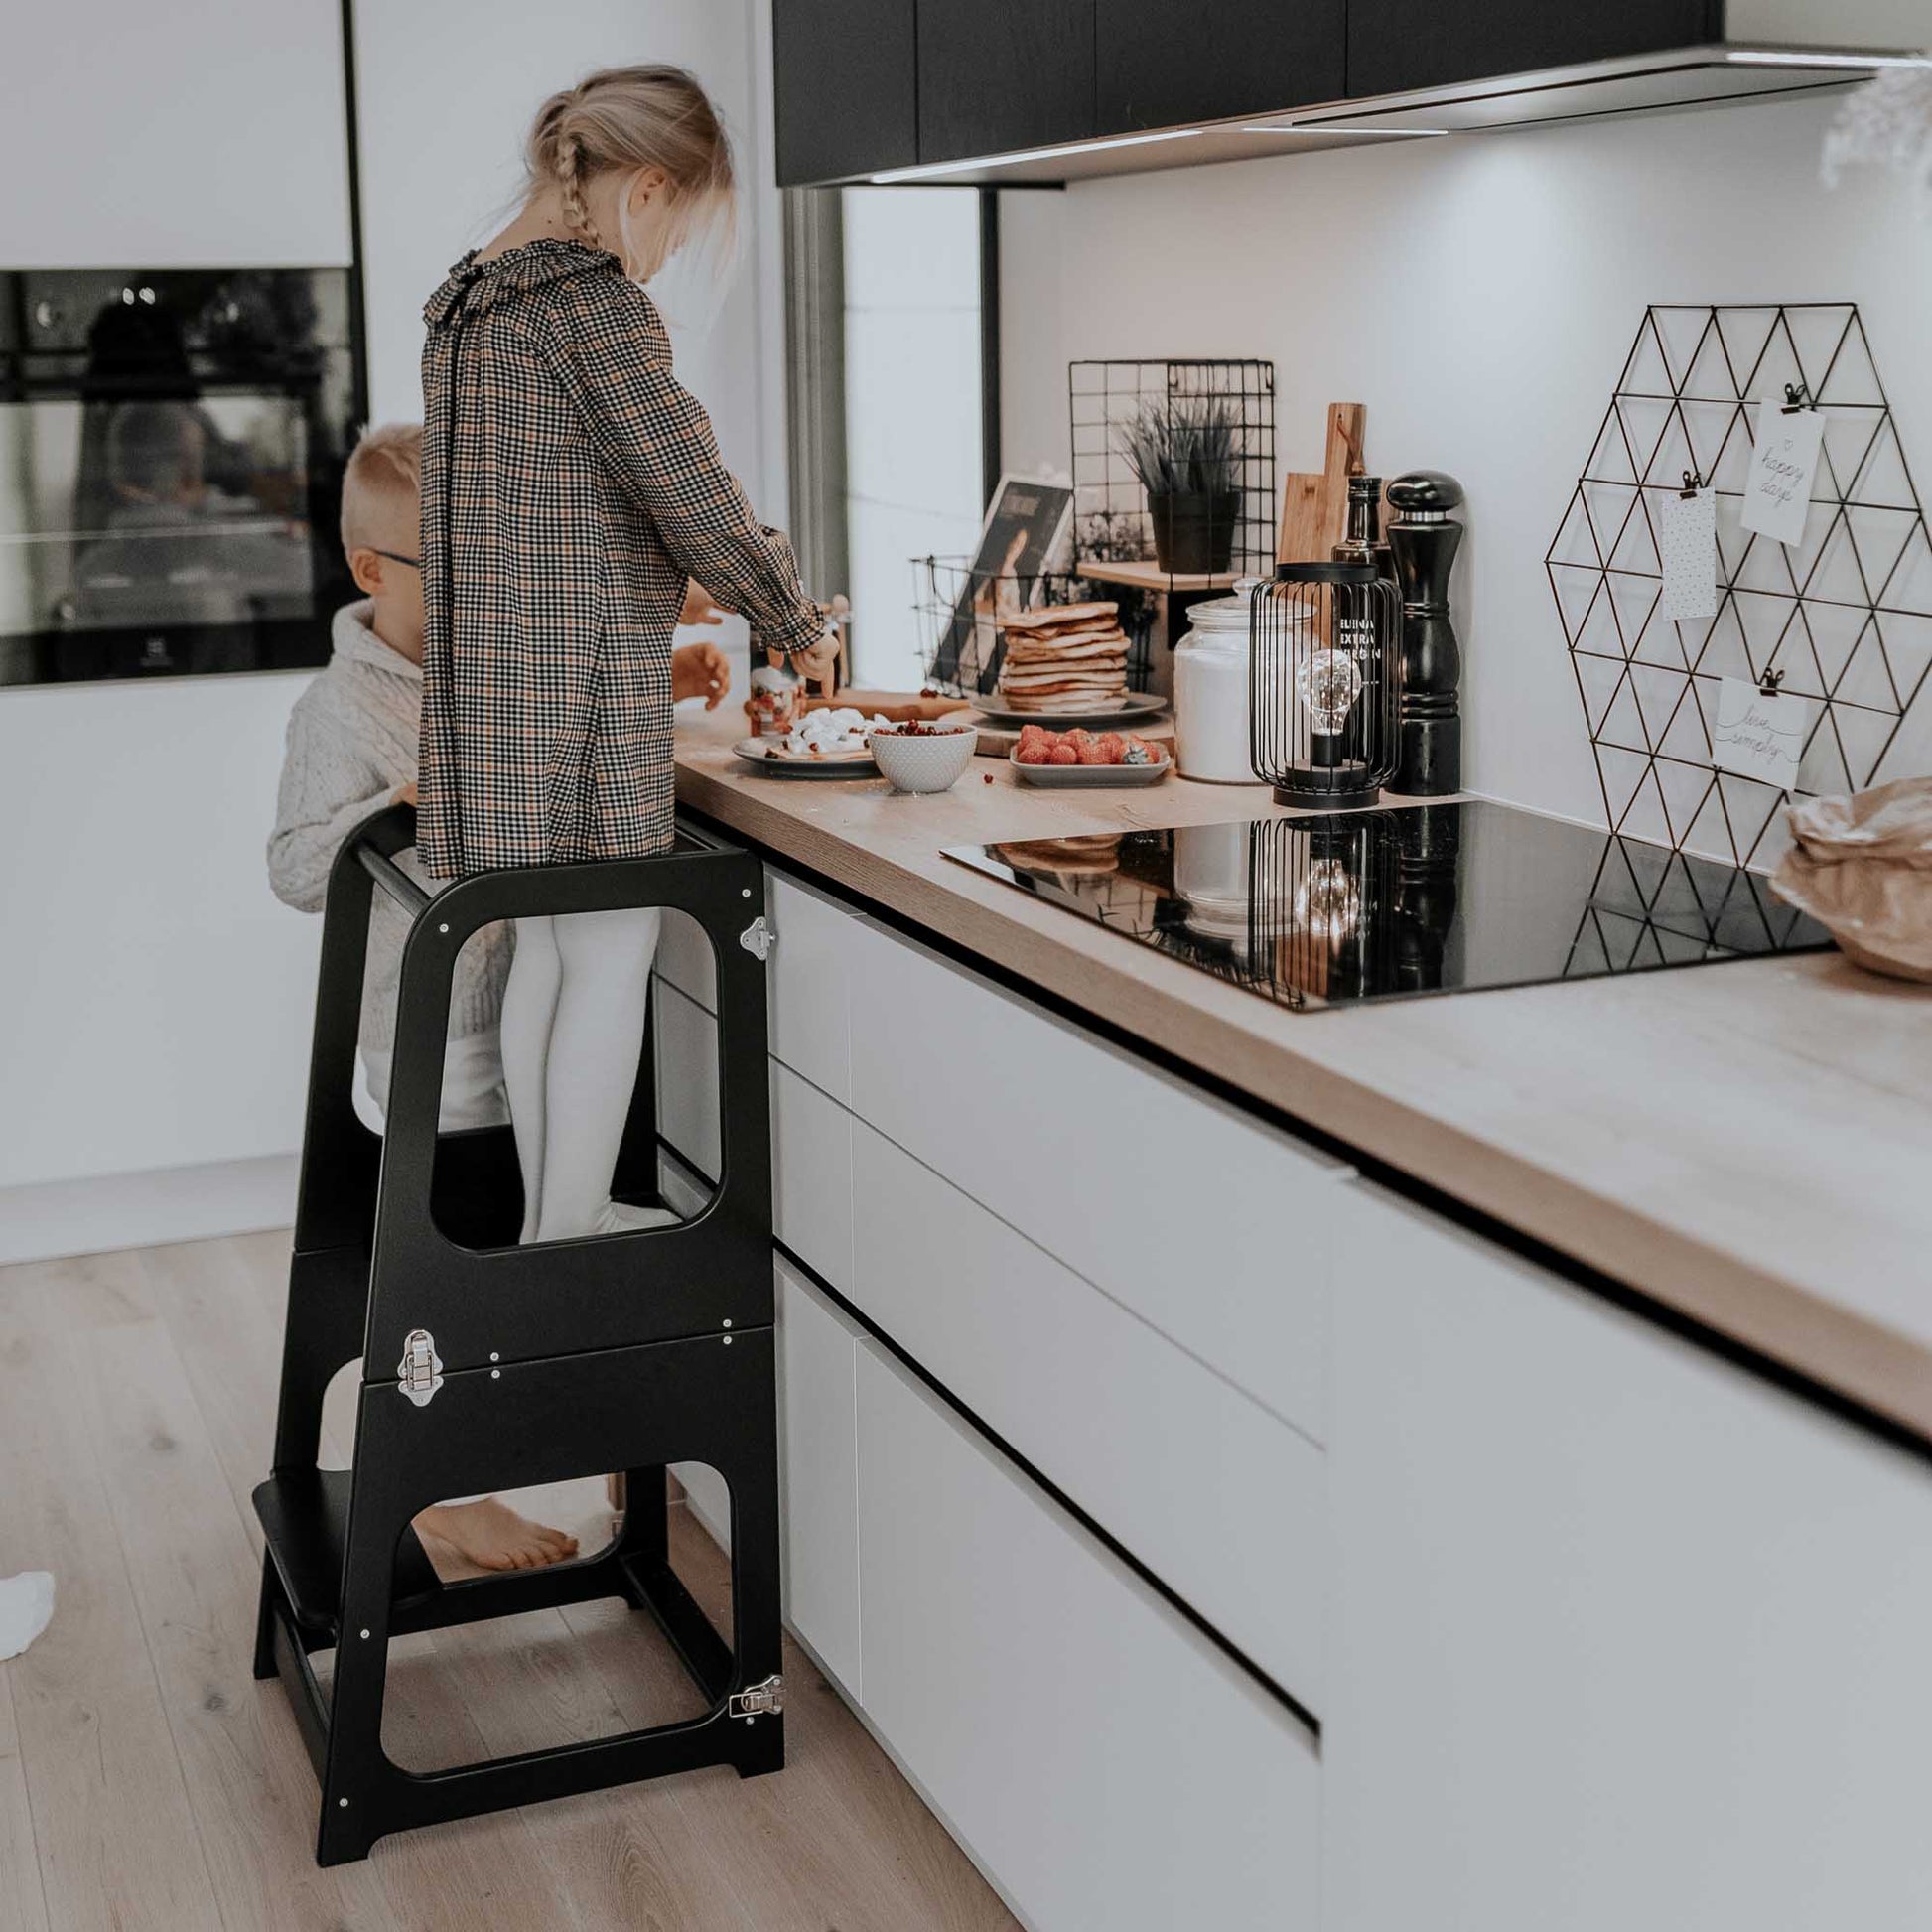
left=415, top=67, right=836, bottom=1570
left=420, top=65, right=835, bottom=1232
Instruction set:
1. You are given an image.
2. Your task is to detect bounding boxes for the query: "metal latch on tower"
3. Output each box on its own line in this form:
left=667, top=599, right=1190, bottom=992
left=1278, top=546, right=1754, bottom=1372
left=396, top=1328, right=444, bottom=1407
left=738, top=916, right=776, bottom=961
left=727, top=1674, right=784, bottom=1720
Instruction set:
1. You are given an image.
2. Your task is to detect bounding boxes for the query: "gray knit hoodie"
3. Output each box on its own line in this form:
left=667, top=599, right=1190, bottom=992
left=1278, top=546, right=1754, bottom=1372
left=268, top=601, right=512, bottom=1057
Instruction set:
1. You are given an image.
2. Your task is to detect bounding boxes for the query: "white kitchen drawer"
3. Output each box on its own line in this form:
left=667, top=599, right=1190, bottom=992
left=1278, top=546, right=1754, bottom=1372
left=852, top=1117, right=1324, bottom=1702
left=771, top=1060, right=853, bottom=1289
left=775, top=1257, right=863, bottom=1698
left=764, top=868, right=857, bottom=1102
left=857, top=1338, right=1319, bottom=1932
left=846, top=918, right=1345, bottom=1439
left=654, top=907, right=717, bottom=1013
left=652, top=975, right=719, bottom=1181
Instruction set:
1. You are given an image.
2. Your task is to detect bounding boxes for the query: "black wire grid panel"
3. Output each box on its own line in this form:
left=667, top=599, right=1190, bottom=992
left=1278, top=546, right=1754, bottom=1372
left=1547, top=303, right=1932, bottom=871
left=1068, top=359, right=1278, bottom=580
left=914, top=559, right=1158, bottom=697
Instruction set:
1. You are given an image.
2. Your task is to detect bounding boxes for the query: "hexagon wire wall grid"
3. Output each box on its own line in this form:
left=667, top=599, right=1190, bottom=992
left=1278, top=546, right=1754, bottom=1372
left=1546, top=303, right=1932, bottom=872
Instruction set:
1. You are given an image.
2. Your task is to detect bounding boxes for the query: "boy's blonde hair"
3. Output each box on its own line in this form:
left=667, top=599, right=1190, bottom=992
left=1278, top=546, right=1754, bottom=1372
left=340, top=422, right=423, bottom=558
left=526, top=65, right=736, bottom=266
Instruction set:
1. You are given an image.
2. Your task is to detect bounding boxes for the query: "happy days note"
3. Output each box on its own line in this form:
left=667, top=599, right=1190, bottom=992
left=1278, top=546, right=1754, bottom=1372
left=1740, top=401, right=1824, bottom=549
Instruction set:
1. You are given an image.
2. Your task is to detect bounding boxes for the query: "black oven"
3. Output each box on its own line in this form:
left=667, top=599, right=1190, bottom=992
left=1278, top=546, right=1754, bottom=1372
left=0, top=266, right=361, bottom=685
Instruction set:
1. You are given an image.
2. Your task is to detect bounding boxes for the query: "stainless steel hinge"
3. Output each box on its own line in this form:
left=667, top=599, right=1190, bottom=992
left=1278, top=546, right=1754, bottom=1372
left=727, top=1674, right=784, bottom=1720
left=739, top=916, right=776, bottom=962
left=396, top=1328, right=444, bottom=1407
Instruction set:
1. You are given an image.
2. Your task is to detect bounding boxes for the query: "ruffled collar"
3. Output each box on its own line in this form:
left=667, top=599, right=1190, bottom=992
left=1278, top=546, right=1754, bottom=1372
left=423, top=237, right=621, bottom=329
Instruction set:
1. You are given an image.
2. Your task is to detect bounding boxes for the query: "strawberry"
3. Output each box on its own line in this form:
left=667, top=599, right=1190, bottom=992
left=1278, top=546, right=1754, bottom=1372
left=1048, top=743, right=1080, bottom=765
left=1096, top=732, right=1127, bottom=763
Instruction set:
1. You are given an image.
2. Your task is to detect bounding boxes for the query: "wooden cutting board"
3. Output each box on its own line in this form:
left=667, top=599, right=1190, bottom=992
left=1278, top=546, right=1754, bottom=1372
left=1277, top=401, right=1366, bottom=563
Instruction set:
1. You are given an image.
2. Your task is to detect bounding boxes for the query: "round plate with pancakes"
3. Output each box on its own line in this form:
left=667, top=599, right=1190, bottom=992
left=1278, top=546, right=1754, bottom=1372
left=968, top=690, right=1169, bottom=730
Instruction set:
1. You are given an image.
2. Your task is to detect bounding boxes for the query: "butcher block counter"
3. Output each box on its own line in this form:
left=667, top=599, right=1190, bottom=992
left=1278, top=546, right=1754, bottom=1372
left=673, top=707, right=1932, bottom=1446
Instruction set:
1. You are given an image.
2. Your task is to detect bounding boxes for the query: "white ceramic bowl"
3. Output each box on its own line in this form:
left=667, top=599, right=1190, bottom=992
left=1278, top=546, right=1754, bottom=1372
left=868, top=724, right=979, bottom=793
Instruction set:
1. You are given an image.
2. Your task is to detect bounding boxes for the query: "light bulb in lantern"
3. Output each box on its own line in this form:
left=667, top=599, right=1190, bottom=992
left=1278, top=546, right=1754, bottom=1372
left=1291, top=858, right=1362, bottom=944
left=1296, top=647, right=1363, bottom=736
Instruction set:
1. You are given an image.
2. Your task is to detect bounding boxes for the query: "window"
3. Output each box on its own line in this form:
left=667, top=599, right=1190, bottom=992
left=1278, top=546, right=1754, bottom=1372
left=784, top=187, right=990, bottom=691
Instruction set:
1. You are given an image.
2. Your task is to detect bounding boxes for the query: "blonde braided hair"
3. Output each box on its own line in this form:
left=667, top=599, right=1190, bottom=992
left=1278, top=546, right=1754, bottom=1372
left=525, top=67, right=736, bottom=264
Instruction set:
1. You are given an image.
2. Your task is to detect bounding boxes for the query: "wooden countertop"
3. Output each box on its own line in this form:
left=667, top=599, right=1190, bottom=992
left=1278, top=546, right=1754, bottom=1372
left=677, top=711, right=1932, bottom=1444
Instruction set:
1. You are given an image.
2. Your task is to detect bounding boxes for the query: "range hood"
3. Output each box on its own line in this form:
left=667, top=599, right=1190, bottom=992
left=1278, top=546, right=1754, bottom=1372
left=867, top=45, right=1927, bottom=187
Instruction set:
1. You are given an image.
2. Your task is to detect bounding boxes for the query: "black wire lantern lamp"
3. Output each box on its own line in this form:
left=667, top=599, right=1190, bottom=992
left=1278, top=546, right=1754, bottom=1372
left=1248, top=561, right=1401, bottom=810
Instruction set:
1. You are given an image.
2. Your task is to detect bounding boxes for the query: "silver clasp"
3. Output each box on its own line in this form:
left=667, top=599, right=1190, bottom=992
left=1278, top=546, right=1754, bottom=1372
left=739, top=916, right=776, bottom=962
left=396, top=1328, right=444, bottom=1407
left=727, top=1674, right=784, bottom=1720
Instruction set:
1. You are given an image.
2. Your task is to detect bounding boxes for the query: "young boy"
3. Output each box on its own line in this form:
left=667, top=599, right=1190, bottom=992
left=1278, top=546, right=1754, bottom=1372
left=269, top=421, right=731, bottom=1572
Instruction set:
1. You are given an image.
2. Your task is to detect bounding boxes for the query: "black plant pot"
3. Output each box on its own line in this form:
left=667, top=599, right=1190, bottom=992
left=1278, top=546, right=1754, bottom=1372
left=1147, top=489, right=1241, bottom=575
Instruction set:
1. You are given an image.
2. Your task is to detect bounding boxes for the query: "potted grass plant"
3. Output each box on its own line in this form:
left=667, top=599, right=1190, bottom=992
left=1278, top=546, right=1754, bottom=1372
left=1116, top=395, right=1243, bottom=574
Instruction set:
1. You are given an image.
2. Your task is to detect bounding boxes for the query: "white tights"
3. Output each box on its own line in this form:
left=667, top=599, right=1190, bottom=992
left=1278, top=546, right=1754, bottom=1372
left=499, top=905, right=676, bottom=1243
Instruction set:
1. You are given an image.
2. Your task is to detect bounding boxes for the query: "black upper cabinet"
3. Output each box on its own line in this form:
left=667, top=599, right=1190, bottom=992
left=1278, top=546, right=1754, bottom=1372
left=1096, top=0, right=1347, bottom=131
left=1346, top=0, right=1723, bottom=98
left=773, top=0, right=917, bottom=186
left=917, top=0, right=1096, bottom=163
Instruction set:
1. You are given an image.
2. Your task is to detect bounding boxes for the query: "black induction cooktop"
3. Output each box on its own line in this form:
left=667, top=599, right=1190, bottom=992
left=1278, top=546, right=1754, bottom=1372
left=943, top=799, right=1832, bottom=1011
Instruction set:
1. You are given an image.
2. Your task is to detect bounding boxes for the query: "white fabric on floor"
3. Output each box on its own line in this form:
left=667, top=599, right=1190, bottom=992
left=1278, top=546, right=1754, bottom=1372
left=0, top=1570, right=54, bottom=1660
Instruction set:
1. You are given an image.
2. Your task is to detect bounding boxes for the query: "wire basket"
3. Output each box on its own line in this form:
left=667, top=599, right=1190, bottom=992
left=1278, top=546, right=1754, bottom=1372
left=913, top=556, right=1158, bottom=699
left=1069, top=360, right=1277, bottom=583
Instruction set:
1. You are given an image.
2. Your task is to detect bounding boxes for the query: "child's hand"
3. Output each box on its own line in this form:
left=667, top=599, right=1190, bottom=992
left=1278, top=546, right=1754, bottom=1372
left=792, top=634, right=840, bottom=685
left=673, top=640, right=731, bottom=710
left=680, top=579, right=729, bottom=627
left=392, top=780, right=419, bottom=806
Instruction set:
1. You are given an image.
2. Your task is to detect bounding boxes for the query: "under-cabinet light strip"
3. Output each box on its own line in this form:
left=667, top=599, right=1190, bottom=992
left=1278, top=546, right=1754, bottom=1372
left=1724, top=49, right=1932, bottom=68
left=1237, top=123, right=1450, bottom=136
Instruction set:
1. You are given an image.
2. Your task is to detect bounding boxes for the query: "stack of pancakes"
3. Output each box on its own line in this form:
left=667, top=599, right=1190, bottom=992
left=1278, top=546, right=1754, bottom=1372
left=995, top=602, right=1130, bottom=713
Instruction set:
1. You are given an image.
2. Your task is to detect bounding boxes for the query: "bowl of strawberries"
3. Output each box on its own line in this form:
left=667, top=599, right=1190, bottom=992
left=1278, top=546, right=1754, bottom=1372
left=1011, top=725, right=1172, bottom=787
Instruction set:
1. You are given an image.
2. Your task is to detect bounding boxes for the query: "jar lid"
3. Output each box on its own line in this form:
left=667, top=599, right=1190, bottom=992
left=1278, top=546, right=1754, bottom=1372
left=1182, top=595, right=1252, bottom=631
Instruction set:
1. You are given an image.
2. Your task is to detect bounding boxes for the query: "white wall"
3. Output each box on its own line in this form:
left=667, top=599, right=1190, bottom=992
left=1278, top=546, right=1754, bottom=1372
left=999, top=92, right=1932, bottom=827
left=841, top=187, right=986, bottom=686
left=0, top=0, right=350, bottom=267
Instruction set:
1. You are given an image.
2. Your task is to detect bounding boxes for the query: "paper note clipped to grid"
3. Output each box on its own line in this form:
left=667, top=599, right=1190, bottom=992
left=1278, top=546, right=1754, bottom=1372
left=1711, top=676, right=1808, bottom=791
left=1657, top=486, right=1718, bottom=622
left=1740, top=401, right=1824, bottom=548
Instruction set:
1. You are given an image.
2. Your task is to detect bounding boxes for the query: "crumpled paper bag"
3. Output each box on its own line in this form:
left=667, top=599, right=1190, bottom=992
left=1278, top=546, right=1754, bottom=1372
left=0, top=1570, right=55, bottom=1661
left=1772, top=777, right=1932, bottom=984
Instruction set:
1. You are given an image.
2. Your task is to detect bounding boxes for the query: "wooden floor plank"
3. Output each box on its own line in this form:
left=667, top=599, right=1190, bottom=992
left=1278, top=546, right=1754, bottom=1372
left=69, top=1315, right=400, bottom=1932
left=0, top=1287, right=223, bottom=1932
left=134, top=1234, right=306, bottom=1544
left=0, top=1670, right=51, bottom=1932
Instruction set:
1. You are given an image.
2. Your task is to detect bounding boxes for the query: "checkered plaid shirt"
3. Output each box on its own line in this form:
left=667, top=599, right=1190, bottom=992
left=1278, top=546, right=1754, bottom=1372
left=416, top=239, right=822, bottom=877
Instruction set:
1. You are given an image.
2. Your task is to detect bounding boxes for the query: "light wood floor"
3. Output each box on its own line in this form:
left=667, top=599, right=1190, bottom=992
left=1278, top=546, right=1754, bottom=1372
left=0, top=1232, right=1021, bottom=1932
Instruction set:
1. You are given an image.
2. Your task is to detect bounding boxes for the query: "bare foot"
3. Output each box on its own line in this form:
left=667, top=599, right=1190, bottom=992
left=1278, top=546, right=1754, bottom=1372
left=413, top=1497, right=579, bottom=1575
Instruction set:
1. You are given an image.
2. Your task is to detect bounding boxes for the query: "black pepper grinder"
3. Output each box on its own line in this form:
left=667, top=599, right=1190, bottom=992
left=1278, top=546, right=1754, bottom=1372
left=1385, top=471, right=1464, bottom=795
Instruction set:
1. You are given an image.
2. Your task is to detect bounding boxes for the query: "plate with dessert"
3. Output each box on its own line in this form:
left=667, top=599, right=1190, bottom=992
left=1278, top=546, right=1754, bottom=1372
left=734, top=705, right=891, bottom=778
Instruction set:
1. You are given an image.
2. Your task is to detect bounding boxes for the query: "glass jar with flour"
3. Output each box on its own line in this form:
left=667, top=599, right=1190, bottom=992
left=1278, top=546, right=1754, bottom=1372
left=1173, top=587, right=1274, bottom=783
